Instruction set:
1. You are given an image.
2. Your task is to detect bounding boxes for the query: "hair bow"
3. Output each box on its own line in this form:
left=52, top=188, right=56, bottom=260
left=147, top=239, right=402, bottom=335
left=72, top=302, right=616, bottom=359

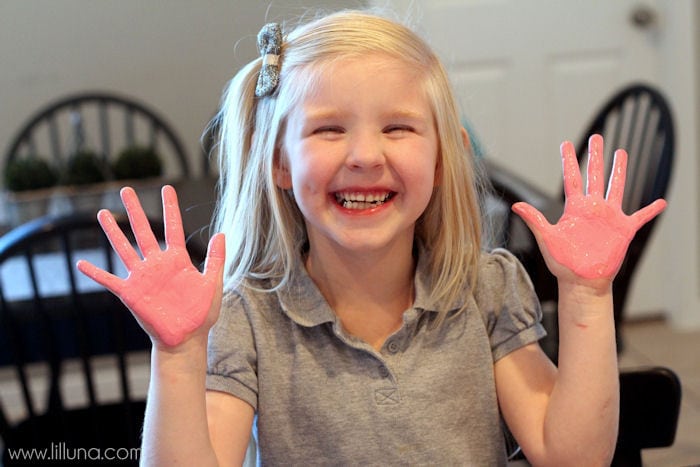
left=255, top=23, right=283, bottom=97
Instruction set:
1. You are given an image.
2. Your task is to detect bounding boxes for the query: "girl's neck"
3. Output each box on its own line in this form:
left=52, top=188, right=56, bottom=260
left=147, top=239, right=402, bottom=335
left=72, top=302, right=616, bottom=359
left=304, top=239, right=416, bottom=349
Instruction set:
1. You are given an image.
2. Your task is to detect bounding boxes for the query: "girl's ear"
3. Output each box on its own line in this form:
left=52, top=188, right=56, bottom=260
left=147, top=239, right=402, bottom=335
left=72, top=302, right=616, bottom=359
left=273, top=149, right=293, bottom=189
left=460, top=126, right=471, bottom=150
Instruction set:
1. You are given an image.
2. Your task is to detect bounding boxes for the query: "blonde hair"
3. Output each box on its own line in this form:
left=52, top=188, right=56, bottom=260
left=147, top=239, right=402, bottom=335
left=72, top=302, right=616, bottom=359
left=211, top=10, right=483, bottom=321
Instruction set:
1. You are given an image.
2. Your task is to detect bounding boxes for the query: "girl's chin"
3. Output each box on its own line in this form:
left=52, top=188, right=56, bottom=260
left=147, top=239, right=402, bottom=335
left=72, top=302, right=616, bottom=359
left=310, top=227, right=416, bottom=257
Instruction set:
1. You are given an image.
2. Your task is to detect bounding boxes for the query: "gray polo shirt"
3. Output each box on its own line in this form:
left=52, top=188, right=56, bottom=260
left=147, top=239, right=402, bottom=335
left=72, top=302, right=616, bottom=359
left=207, top=248, right=545, bottom=465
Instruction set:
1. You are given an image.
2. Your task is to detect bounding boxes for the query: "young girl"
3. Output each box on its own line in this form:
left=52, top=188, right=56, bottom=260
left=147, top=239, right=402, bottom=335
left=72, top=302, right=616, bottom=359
left=77, top=10, right=666, bottom=466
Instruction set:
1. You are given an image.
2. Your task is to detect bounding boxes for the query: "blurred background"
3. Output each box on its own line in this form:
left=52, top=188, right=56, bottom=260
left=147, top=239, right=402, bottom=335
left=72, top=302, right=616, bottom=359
left=2, top=0, right=696, bottom=330
left=0, top=1, right=698, bottom=465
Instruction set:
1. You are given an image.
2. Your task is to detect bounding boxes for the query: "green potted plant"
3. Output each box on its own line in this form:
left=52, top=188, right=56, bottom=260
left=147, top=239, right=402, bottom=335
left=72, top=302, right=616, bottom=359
left=4, top=157, right=58, bottom=192
left=112, top=145, right=163, bottom=180
left=3, top=156, right=59, bottom=225
left=62, top=150, right=109, bottom=186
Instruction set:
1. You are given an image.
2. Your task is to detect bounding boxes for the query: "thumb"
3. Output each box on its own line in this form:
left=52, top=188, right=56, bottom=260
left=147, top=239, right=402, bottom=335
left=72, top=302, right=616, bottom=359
left=511, top=202, right=552, bottom=237
left=631, top=198, right=667, bottom=231
left=76, top=259, right=124, bottom=296
left=203, top=233, right=226, bottom=282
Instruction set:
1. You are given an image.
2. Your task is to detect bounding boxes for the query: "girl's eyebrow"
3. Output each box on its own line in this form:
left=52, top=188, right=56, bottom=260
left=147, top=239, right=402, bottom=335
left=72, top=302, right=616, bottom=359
left=383, top=109, right=429, bottom=122
left=300, top=108, right=348, bottom=122
left=302, top=108, right=428, bottom=122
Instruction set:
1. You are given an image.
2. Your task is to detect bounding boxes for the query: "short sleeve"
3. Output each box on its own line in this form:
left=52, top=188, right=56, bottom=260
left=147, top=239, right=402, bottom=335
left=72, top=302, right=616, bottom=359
left=206, top=292, right=259, bottom=410
left=474, top=248, right=547, bottom=361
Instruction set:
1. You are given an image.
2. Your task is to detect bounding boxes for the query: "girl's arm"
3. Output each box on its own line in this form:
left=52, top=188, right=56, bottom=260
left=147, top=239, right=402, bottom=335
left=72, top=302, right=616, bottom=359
left=206, top=390, right=256, bottom=465
left=143, top=344, right=255, bottom=466
left=77, top=185, right=253, bottom=466
left=495, top=134, right=666, bottom=466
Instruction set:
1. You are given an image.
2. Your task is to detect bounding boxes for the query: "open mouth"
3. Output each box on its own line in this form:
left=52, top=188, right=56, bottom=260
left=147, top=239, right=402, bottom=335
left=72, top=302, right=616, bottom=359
left=333, top=191, right=395, bottom=210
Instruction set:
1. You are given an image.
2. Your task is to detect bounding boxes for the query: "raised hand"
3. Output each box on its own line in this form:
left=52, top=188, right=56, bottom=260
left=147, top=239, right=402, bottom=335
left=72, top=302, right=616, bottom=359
left=76, top=185, right=225, bottom=348
left=512, top=134, right=666, bottom=282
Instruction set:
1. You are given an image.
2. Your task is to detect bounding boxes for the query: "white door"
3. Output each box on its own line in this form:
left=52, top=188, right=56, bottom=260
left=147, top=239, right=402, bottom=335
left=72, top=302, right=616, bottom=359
left=370, top=0, right=700, bottom=323
left=373, top=0, right=662, bottom=193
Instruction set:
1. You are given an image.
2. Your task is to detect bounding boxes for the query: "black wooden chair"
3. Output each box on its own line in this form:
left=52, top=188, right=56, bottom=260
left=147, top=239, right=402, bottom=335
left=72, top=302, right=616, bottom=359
left=3, top=91, right=190, bottom=184
left=574, top=84, right=674, bottom=352
left=484, top=83, right=680, bottom=466
left=0, top=212, right=206, bottom=466
left=487, top=82, right=675, bottom=359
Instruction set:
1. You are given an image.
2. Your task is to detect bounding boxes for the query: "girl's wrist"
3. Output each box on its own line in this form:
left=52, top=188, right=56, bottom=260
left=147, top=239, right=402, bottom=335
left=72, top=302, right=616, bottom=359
left=557, top=275, right=613, bottom=299
left=151, top=333, right=209, bottom=376
left=557, top=280, right=614, bottom=326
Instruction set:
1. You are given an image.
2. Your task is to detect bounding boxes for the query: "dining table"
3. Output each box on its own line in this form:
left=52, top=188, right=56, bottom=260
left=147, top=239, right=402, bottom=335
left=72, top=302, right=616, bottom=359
left=0, top=176, right=219, bottom=365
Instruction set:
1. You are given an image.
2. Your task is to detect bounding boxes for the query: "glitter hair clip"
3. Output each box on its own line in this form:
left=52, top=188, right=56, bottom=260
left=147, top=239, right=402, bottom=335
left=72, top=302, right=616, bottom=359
left=255, top=23, right=283, bottom=97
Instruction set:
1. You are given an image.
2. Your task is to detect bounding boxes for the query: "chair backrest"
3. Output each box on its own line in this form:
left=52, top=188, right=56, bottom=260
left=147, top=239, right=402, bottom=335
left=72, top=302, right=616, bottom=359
left=0, top=212, right=206, bottom=462
left=573, top=83, right=674, bottom=344
left=3, top=91, right=190, bottom=185
left=484, top=83, right=675, bottom=359
left=574, top=83, right=674, bottom=215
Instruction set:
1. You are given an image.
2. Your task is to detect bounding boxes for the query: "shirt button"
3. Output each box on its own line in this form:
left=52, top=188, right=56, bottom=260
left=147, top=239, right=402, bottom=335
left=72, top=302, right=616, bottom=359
left=387, top=340, right=400, bottom=354
left=379, top=366, right=391, bottom=378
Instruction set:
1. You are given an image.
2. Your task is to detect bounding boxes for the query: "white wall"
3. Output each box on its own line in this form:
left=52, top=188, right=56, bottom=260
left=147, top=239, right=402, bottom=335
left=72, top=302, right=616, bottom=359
left=646, top=0, right=700, bottom=330
left=2, top=1, right=698, bottom=329
left=0, top=0, right=360, bottom=178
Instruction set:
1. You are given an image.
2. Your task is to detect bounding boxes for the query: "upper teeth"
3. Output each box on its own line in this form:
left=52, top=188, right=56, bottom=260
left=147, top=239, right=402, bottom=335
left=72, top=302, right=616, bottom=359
left=336, top=192, right=390, bottom=203
left=335, top=191, right=391, bottom=208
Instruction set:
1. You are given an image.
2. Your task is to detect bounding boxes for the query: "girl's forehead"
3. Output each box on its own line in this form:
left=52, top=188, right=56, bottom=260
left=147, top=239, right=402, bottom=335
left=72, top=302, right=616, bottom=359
left=312, top=53, right=423, bottom=76
left=293, top=55, right=428, bottom=100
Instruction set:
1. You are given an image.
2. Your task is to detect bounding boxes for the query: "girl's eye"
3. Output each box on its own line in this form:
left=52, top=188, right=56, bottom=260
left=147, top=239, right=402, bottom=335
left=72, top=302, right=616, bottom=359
left=313, top=126, right=344, bottom=135
left=384, top=125, right=413, bottom=134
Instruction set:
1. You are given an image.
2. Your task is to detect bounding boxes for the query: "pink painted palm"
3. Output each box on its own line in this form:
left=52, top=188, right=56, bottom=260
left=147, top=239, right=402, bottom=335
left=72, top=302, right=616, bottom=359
left=512, top=134, right=666, bottom=282
left=77, top=185, right=225, bottom=347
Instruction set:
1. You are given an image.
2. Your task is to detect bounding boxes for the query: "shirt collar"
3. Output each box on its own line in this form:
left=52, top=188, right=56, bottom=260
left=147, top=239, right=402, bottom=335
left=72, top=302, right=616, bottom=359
left=275, top=245, right=467, bottom=328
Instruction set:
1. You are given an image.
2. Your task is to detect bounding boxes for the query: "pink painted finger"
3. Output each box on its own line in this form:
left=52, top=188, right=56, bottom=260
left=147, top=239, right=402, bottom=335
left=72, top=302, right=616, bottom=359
left=161, top=185, right=186, bottom=249
left=560, top=140, right=583, bottom=198
left=631, top=198, right=667, bottom=230
left=120, top=187, right=161, bottom=257
left=97, top=209, right=141, bottom=268
left=512, top=202, right=551, bottom=235
left=606, top=149, right=628, bottom=206
left=203, top=232, right=226, bottom=279
left=586, top=134, right=605, bottom=196
left=76, top=259, right=124, bottom=295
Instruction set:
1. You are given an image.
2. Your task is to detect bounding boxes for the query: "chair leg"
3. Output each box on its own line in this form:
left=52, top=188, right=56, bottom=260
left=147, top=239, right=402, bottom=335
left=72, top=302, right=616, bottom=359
left=611, top=448, right=642, bottom=467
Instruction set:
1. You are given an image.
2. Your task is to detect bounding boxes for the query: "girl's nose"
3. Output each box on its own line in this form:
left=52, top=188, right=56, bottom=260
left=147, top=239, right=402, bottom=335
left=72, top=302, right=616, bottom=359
left=346, top=131, right=385, bottom=169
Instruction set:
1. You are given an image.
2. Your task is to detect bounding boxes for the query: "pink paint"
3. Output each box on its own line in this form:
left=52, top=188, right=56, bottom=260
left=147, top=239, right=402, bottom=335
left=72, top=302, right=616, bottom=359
left=76, top=185, right=225, bottom=347
left=513, top=134, right=667, bottom=280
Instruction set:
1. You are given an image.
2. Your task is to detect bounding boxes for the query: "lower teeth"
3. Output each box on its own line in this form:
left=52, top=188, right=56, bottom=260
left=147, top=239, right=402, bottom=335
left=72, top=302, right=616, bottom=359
left=343, top=200, right=383, bottom=209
